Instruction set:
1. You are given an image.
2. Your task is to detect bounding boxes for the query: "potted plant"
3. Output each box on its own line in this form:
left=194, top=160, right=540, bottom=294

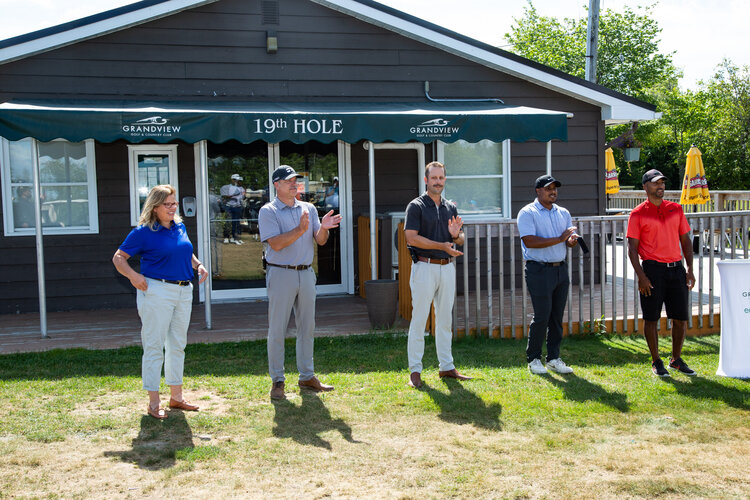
left=623, top=137, right=641, bottom=162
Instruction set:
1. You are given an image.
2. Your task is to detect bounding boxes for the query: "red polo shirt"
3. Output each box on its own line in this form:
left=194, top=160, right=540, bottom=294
left=626, top=199, right=691, bottom=263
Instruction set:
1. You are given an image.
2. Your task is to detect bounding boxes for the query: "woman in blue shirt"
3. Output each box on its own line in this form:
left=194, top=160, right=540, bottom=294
left=113, top=185, right=208, bottom=419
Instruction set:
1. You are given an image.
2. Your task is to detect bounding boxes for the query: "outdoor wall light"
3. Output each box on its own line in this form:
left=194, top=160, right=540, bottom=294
left=266, top=31, right=278, bottom=54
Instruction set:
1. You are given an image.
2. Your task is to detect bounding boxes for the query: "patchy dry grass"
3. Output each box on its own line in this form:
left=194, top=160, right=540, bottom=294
left=0, top=334, right=748, bottom=498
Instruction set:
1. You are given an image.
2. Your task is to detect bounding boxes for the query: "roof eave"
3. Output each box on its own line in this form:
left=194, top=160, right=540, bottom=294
left=0, top=0, right=218, bottom=65
left=313, top=0, right=658, bottom=122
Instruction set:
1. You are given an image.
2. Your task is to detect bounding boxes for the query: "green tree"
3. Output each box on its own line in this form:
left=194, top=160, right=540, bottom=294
left=505, top=1, right=679, bottom=102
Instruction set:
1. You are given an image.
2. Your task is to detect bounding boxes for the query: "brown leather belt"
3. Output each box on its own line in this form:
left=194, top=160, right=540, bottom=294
left=267, top=263, right=311, bottom=270
left=541, top=261, right=565, bottom=267
left=417, top=256, right=452, bottom=265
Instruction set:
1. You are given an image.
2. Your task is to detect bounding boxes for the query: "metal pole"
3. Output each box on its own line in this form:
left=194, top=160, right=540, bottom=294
left=546, top=141, right=552, bottom=176
left=368, top=141, right=377, bottom=280
left=585, top=0, right=601, bottom=82
left=31, top=139, right=47, bottom=338
left=196, top=140, right=212, bottom=330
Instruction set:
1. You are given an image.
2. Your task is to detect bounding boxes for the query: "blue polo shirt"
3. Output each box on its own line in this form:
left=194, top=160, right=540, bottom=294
left=517, top=199, right=572, bottom=263
left=119, top=221, right=194, bottom=281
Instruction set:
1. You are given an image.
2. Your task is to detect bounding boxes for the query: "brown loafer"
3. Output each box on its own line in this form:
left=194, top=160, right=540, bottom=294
left=407, top=371, right=422, bottom=388
left=147, top=405, right=168, bottom=419
left=438, top=368, right=472, bottom=381
left=168, top=398, right=199, bottom=411
left=298, top=376, right=334, bottom=392
left=270, top=381, right=286, bottom=400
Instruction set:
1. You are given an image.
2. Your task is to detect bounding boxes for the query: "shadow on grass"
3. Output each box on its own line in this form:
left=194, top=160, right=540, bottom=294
left=422, top=378, right=503, bottom=430
left=541, top=373, right=630, bottom=412
left=662, top=375, right=750, bottom=410
left=272, top=390, right=363, bottom=450
left=104, top=410, right=194, bottom=470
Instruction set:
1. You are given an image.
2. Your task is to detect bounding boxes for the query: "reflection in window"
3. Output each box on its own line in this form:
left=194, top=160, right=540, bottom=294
left=442, top=140, right=504, bottom=215
left=128, top=145, right=178, bottom=226
left=2, top=138, right=98, bottom=235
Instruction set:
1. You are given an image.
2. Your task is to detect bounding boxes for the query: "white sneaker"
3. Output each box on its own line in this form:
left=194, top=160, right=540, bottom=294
left=528, top=358, right=547, bottom=374
left=546, top=358, right=574, bottom=374
left=229, top=238, right=236, bottom=243
left=223, top=238, right=229, bottom=244
left=235, top=239, right=243, bottom=245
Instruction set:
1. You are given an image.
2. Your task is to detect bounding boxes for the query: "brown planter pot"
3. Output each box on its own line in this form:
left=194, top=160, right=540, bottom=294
left=364, top=279, right=399, bottom=329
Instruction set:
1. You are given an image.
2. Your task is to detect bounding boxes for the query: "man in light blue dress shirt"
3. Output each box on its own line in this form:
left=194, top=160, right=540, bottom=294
left=517, top=175, right=578, bottom=375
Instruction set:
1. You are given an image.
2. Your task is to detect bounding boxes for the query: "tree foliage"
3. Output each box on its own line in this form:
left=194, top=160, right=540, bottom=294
left=505, top=2, right=750, bottom=191
left=505, top=1, right=678, bottom=102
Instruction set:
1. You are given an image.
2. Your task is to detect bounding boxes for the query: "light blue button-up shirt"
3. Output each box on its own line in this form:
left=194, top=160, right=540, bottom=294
left=517, top=199, right=572, bottom=263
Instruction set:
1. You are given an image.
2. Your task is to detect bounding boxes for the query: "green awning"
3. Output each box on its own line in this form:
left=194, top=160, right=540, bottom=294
left=0, top=100, right=568, bottom=144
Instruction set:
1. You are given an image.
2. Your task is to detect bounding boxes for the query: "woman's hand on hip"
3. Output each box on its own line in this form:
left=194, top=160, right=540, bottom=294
left=197, top=264, right=208, bottom=284
left=130, top=273, right=148, bottom=291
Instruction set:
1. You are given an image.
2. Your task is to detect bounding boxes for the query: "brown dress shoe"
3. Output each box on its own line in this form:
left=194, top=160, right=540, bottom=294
left=270, top=381, right=286, bottom=400
left=298, top=376, right=334, bottom=392
left=147, top=405, right=168, bottom=419
left=168, top=398, right=199, bottom=411
left=408, top=371, right=422, bottom=388
left=438, top=368, right=472, bottom=381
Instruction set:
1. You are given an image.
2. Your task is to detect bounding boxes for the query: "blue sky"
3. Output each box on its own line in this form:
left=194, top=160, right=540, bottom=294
left=0, top=0, right=746, bottom=90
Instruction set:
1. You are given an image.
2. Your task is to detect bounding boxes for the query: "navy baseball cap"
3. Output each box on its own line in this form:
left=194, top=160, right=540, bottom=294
left=642, top=169, right=667, bottom=184
left=271, top=165, right=302, bottom=183
left=535, top=175, right=561, bottom=189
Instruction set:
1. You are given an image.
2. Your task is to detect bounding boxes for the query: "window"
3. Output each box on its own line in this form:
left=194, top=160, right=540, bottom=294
left=128, top=144, right=178, bottom=226
left=1, top=138, right=99, bottom=236
left=438, top=139, right=510, bottom=217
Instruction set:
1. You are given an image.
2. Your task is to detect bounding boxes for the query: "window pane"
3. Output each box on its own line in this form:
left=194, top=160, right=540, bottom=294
left=38, top=141, right=87, bottom=183
left=40, top=186, right=89, bottom=227
left=12, top=185, right=36, bottom=230
left=207, top=140, right=269, bottom=289
left=446, top=177, right=503, bottom=214
left=9, top=139, right=33, bottom=183
left=443, top=139, right=502, bottom=176
left=137, top=154, right=170, bottom=213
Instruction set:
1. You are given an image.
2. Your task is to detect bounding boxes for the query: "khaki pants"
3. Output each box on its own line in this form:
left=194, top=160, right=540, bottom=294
left=407, top=261, right=456, bottom=373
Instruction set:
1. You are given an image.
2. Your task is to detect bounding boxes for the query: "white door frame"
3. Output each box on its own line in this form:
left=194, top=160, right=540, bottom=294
left=198, top=140, right=354, bottom=302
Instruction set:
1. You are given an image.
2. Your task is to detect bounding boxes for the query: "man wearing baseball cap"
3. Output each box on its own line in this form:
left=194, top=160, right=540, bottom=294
left=220, top=173, right=245, bottom=245
left=627, top=169, right=697, bottom=377
left=517, top=174, right=579, bottom=375
left=258, top=165, right=342, bottom=399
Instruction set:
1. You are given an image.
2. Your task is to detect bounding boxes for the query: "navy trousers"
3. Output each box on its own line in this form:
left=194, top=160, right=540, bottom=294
left=525, top=260, right=569, bottom=362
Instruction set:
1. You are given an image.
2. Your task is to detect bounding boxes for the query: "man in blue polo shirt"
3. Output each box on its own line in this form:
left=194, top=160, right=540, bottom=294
left=517, top=175, right=578, bottom=375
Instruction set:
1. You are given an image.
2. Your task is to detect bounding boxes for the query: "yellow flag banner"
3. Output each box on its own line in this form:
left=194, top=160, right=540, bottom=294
left=680, top=147, right=710, bottom=205
left=605, top=148, right=620, bottom=194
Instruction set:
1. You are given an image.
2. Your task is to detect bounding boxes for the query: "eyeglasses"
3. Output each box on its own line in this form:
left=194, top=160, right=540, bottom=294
left=162, top=202, right=179, bottom=208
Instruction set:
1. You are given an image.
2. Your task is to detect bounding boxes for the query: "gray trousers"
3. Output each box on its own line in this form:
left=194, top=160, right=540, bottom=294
left=266, top=266, right=316, bottom=382
left=525, top=260, right=569, bottom=363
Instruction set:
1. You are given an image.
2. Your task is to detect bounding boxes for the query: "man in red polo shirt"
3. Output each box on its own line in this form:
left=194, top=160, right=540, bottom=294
left=627, top=169, right=697, bottom=377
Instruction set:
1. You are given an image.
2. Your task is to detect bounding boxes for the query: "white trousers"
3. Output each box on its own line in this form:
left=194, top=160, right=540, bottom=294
left=407, top=261, right=456, bottom=373
left=136, top=278, right=193, bottom=391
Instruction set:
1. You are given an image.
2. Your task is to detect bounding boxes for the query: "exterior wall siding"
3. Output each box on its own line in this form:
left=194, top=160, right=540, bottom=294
left=0, top=0, right=604, bottom=313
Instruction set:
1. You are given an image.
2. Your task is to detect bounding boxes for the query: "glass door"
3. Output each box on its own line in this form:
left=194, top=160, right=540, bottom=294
left=206, top=140, right=350, bottom=300
left=276, top=141, right=343, bottom=288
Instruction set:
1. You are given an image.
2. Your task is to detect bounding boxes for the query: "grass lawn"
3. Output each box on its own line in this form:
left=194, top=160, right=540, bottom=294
left=0, top=333, right=748, bottom=498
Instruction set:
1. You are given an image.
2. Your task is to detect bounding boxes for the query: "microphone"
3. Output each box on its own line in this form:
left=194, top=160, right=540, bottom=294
left=577, top=237, right=589, bottom=255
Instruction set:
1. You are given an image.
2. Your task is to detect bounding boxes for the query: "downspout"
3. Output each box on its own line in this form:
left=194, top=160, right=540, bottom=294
left=424, top=81, right=504, bottom=104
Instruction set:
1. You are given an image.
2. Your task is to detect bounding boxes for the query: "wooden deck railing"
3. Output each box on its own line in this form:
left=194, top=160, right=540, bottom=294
left=394, top=211, right=750, bottom=338
left=608, top=190, right=750, bottom=213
